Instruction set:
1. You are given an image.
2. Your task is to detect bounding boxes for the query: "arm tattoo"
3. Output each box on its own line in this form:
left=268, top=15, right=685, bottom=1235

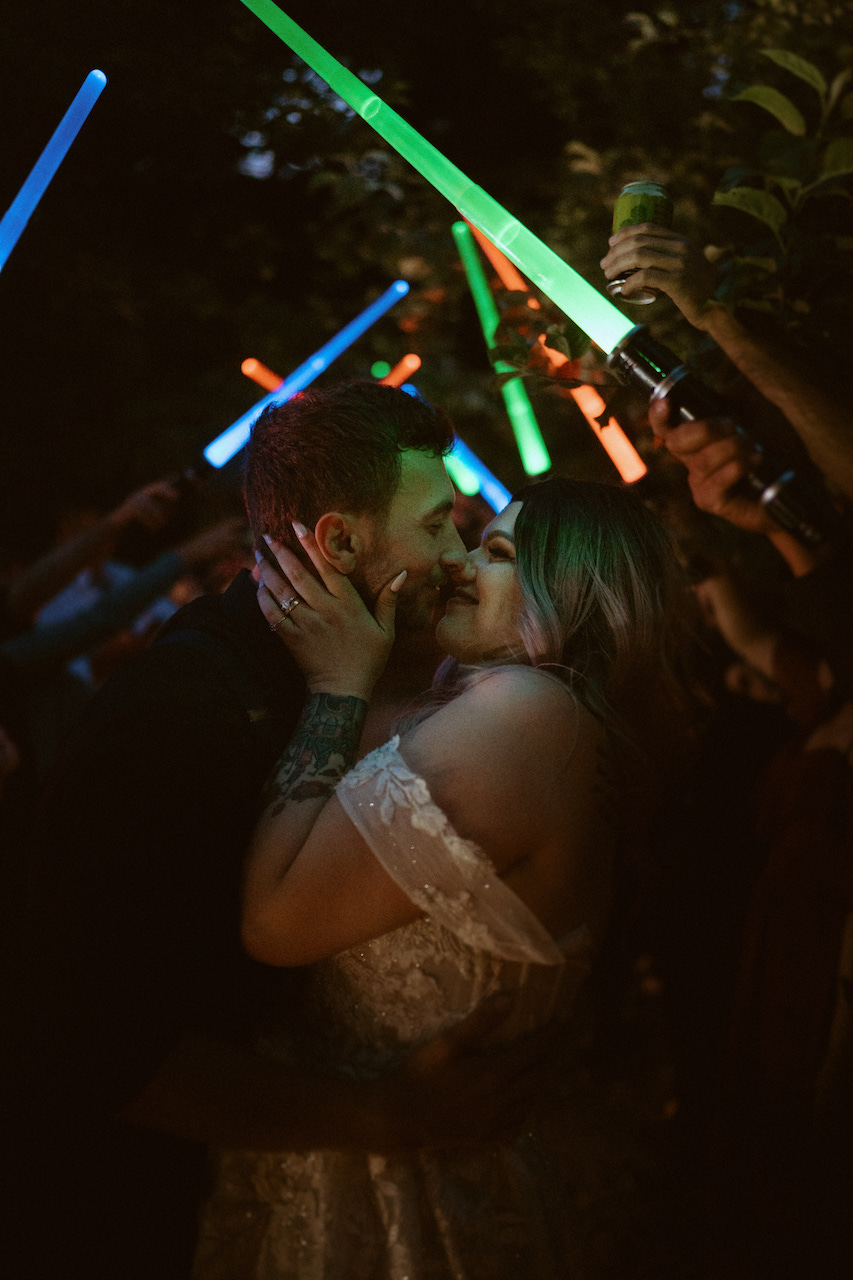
left=261, top=692, right=368, bottom=818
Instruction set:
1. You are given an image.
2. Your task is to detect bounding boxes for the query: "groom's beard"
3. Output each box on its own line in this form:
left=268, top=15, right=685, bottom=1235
left=353, top=552, right=448, bottom=635
left=393, top=581, right=448, bottom=633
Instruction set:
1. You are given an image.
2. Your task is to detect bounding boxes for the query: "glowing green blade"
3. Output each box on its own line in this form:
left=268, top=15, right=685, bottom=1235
left=452, top=221, right=550, bottom=476
left=239, top=0, right=634, bottom=354
left=444, top=451, right=480, bottom=495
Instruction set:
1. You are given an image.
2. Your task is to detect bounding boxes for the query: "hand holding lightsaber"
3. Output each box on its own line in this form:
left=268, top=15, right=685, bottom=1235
left=461, top=222, right=646, bottom=484
left=239, top=1, right=837, bottom=545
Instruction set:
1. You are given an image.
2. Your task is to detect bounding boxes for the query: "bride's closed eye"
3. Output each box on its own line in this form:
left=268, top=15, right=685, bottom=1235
left=486, top=541, right=514, bottom=561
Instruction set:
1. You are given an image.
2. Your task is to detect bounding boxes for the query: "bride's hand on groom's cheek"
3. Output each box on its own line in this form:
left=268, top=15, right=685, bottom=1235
left=255, top=530, right=405, bottom=699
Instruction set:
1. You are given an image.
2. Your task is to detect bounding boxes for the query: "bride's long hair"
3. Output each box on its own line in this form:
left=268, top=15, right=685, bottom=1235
left=425, top=477, right=696, bottom=774
left=514, top=477, right=691, bottom=754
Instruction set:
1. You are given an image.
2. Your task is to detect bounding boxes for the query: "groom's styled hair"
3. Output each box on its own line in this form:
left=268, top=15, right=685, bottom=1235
left=243, top=380, right=454, bottom=548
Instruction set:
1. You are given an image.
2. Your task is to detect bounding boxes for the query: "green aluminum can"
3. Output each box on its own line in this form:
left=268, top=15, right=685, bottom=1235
left=606, top=181, right=673, bottom=305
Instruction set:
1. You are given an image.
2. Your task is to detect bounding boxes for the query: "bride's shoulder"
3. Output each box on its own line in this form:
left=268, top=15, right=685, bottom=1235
left=455, top=665, right=598, bottom=738
left=401, top=664, right=601, bottom=776
left=398, top=665, right=604, bottom=870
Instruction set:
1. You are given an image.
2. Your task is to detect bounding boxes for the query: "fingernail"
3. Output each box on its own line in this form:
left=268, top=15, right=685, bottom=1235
left=263, top=533, right=272, bottom=545
left=254, top=550, right=262, bottom=563
left=390, top=570, right=407, bottom=592
left=292, top=521, right=307, bottom=538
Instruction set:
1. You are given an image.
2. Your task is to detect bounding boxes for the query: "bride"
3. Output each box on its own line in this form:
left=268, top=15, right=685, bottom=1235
left=193, top=477, right=689, bottom=1280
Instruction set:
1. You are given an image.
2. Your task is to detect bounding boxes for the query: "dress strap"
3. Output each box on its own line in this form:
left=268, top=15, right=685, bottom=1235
left=336, top=738, right=565, bottom=965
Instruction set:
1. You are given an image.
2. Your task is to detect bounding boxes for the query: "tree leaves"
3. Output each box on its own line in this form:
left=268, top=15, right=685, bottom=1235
left=712, top=186, right=788, bottom=236
left=559, top=316, right=592, bottom=360
left=759, top=129, right=818, bottom=182
left=730, top=85, right=806, bottom=136
left=769, top=174, right=803, bottom=203
left=820, top=136, right=853, bottom=180
left=826, top=68, right=852, bottom=117
left=760, top=48, right=827, bottom=98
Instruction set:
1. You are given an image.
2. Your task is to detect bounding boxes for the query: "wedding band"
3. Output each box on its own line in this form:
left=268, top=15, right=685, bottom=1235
left=280, top=596, right=301, bottom=617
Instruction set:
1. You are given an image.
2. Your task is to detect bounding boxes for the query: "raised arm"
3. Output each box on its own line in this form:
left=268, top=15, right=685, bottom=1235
left=245, top=529, right=406, bottom=963
left=648, top=397, right=822, bottom=579
left=1, top=519, right=247, bottom=672
left=4, top=479, right=181, bottom=629
left=243, top=643, right=602, bottom=967
left=601, top=223, right=853, bottom=500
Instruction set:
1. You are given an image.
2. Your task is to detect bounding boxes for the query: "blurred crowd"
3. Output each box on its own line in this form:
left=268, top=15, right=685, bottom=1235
left=0, top=480, right=251, bottom=856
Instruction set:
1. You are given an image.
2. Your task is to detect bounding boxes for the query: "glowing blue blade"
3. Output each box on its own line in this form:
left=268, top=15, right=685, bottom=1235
left=204, top=280, right=409, bottom=467
left=0, top=70, right=107, bottom=273
left=396, top=379, right=511, bottom=512
left=450, top=437, right=512, bottom=513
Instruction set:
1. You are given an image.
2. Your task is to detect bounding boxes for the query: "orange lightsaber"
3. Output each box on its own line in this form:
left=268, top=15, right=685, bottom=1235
left=241, top=358, right=283, bottom=393
left=379, top=353, right=421, bottom=386
left=463, top=219, right=541, bottom=308
left=240, top=353, right=510, bottom=511
left=243, top=353, right=423, bottom=392
left=569, top=384, right=647, bottom=484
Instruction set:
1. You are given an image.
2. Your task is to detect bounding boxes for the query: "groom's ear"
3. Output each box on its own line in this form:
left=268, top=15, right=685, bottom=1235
left=313, top=511, right=362, bottom=575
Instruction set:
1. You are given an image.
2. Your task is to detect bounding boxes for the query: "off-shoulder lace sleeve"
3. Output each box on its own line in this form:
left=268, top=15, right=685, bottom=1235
left=336, top=737, right=564, bottom=965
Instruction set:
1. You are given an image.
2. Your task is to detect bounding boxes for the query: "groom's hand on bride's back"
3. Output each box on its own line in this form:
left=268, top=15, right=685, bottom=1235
left=373, top=992, right=562, bottom=1149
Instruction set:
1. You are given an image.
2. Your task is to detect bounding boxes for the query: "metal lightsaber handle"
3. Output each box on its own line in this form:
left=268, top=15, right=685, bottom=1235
left=607, top=327, right=838, bottom=548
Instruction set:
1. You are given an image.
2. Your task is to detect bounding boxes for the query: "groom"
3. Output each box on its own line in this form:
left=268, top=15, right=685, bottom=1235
left=5, top=382, right=546, bottom=1280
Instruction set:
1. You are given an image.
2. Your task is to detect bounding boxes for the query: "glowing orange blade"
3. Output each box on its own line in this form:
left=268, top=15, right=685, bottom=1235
left=379, top=353, right=421, bottom=386
left=241, top=358, right=284, bottom=392
left=570, top=384, right=647, bottom=484
left=463, top=219, right=541, bottom=308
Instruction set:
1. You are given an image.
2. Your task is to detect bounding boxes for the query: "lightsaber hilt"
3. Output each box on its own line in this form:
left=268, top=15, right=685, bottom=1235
left=607, top=326, right=838, bottom=547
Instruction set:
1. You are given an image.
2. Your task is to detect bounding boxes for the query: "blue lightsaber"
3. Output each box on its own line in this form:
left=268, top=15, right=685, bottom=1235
left=393, top=374, right=511, bottom=511
left=396, top=377, right=511, bottom=512
left=0, top=70, right=107, bottom=273
left=448, top=436, right=511, bottom=512
left=204, top=279, right=410, bottom=467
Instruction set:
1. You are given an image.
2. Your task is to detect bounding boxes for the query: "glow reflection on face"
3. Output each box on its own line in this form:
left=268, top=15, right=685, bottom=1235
left=356, top=451, right=466, bottom=631
left=436, top=502, right=525, bottom=663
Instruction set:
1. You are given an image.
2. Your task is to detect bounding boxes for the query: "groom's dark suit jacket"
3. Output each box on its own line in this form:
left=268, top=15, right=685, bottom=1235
left=4, top=570, right=307, bottom=1279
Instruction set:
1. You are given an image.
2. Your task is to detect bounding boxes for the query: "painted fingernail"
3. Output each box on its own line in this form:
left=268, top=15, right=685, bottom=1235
left=254, top=550, right=262, bottom=563
left=292, top=521, right=307, bottom=538
left=263, top=533, right=272, bottom=545
left=390, top=570, right=407, bottom=592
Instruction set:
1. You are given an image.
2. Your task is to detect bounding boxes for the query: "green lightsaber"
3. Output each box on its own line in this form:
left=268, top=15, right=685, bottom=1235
left=239, top=0, right=837, bottom=545
left=238, top=0, right=632, bottom=354
left=452, top=221, right=549, bottom=476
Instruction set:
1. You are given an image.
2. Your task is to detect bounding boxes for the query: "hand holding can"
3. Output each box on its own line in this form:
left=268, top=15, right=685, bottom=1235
left=604, top=182, right=673, bottom=304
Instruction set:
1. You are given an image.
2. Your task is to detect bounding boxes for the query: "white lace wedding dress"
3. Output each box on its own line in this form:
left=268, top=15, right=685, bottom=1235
left=193, top=737, right=595, bottom=1280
